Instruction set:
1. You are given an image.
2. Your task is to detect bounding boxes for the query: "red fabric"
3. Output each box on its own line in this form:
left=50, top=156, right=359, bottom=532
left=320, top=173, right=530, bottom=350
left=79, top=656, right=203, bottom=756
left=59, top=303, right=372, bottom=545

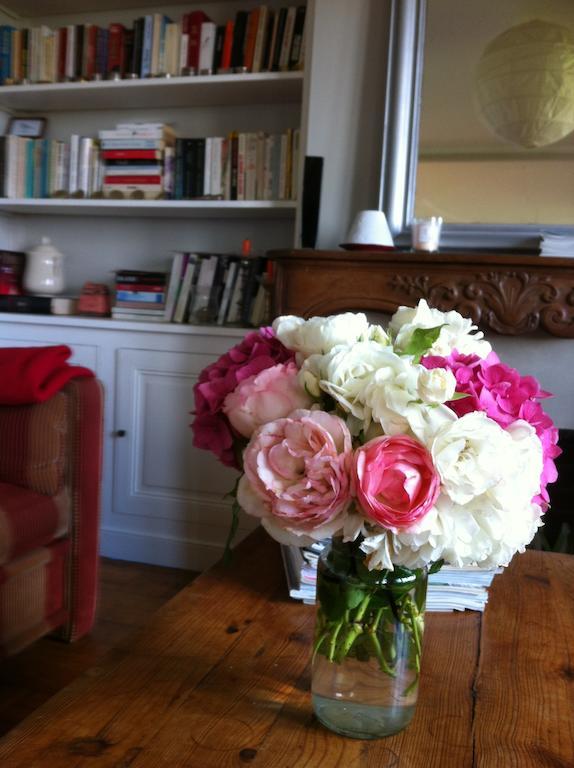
left=0, top=346, right=94, bottom=405
left=0, top=481, right=67, bottom=564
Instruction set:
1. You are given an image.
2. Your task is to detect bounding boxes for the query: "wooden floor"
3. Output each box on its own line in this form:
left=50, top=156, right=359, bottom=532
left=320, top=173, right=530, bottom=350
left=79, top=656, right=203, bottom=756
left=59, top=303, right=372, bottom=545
left=0, top=557, right=196, bottom=737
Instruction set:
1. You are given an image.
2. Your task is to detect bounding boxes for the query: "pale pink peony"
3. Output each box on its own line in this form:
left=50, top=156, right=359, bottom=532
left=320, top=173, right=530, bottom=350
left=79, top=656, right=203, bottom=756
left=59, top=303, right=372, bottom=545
left=223, top=362, right=313, bottom=438
left=353, top=435, right=440, bottom=533
left=239, top=409, right=353, bottom=540
left=192, top=327, right=294, bottom=468
left=421, top=350, right=560, bottom=506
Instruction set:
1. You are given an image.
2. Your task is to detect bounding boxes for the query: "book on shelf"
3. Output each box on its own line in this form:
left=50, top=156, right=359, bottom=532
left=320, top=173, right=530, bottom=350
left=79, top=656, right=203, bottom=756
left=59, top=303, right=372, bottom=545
left=0, top=6, right=306, bottom=85
left=0, top=250, right=25, bottom=295
left=112, top=268, right=168, bottom=318
left=0, top=294, right=52, bottom=313
left=1, top=126, right=299, bottom=202
left=280, top=542, right=502, bottom=612
left=172, top=254, right=199, bottom=323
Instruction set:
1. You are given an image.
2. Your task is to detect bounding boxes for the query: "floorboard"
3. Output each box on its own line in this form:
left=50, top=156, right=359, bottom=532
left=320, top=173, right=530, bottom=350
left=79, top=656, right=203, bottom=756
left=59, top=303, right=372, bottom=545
left=0, top=557, right=196, bottom=737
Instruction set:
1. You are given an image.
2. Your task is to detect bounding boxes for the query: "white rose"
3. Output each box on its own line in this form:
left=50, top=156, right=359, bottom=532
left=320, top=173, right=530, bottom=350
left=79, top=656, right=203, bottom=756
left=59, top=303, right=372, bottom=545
left=390, top=299, right=491, bottom=359
left=272, top=312, right=370, bottom=360
left=431, top=411, right=513, bottom=505
left=417, top=366, right=457, bottom=404
left=489, top=420, right=543, bottom=511
left=362, top=349, right=421, bottom=435
left=299, top=340, right=393, bottom=424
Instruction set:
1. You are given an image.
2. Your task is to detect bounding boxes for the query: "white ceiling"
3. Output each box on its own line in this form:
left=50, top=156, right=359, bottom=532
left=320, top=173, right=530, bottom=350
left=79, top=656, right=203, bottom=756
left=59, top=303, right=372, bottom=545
left=419, top=0, right=574, bottom=154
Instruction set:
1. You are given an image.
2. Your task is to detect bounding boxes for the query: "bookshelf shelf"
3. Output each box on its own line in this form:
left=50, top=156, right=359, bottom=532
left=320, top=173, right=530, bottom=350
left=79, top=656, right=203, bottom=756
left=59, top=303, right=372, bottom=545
left=0, top=198, right=297, bottom=218
left=0, top=72, right=304, bottom=113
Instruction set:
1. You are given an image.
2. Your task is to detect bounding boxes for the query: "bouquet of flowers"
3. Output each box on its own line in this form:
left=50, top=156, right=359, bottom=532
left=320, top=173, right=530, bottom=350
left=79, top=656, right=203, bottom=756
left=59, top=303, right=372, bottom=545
left=192, top=300, right=559, bottom=734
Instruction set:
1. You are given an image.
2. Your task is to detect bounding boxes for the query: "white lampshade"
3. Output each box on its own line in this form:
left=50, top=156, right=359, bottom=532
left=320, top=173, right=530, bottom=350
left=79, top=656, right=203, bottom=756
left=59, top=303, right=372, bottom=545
left=341, top=210, right=394, bottom=250
left=475, top=20, right=574, bottom=149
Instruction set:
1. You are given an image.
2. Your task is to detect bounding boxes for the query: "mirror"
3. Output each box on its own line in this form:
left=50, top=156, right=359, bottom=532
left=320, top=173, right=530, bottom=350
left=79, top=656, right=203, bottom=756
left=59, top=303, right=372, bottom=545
left=380, top=0, right=574, bottom=250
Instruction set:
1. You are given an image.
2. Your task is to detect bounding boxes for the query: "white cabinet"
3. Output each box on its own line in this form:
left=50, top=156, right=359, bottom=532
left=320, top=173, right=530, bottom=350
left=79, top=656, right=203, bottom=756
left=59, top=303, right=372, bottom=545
left=0, top=316, right=256, bottom=570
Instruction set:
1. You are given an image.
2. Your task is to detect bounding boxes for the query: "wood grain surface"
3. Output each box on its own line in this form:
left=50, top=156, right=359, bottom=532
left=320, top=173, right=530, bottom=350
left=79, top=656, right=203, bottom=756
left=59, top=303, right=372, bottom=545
left=269, top=249, right=574, bottom=338
left=0, top=530, right=571, bottom=767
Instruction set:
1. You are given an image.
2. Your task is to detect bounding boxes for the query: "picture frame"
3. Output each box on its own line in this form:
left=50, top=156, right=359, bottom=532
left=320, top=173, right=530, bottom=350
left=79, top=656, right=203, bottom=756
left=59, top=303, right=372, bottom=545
left=6, top=117, right=47, bottom=138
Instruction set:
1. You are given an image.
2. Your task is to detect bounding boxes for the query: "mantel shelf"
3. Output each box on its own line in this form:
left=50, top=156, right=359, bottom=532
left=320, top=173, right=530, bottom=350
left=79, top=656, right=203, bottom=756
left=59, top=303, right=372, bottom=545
left=0, top=71, right=304, bottom=113
left=0, top=198, right=297, bottom=218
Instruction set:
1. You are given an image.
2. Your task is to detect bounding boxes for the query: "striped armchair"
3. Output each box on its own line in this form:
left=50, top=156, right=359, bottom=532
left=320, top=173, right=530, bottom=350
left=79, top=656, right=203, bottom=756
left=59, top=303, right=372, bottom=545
left=0, top=377, right=103, bottom=655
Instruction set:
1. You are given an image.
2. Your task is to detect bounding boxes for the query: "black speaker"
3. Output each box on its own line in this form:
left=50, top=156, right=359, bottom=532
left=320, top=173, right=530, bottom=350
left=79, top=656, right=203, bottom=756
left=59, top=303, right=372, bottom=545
left=301, top=156, right=323, bottom=248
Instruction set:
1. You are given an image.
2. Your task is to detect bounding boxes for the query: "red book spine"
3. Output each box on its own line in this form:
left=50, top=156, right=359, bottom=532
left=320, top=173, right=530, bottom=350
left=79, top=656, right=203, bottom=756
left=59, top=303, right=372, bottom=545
left=187, top=11, right=210, bottom=69
left=104, top=175, right=162, bottom=184
left=108, top=23, right=126, bottom=75
left=57, top=27, right=67, bottom=81
left=115, top=282, right=165, bottom=292
left=102, top=150, right=162, bottom=160
left=85, top=25, right=98, bottom=79
left=243, top=9, right=259, bottom=70
left=220, top=20, right=234, bottom=69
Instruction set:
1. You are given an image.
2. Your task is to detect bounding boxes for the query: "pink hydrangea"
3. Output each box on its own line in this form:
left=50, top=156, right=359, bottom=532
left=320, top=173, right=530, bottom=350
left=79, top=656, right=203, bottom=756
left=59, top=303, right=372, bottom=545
left=421, top=350, right=560, bottom=505
left=192, top=327, right=294, bottom=467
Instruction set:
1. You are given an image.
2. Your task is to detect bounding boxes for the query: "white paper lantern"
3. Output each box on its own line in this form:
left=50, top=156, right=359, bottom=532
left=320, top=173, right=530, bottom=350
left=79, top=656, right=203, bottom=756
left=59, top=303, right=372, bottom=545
left=475, top=19, right=574, bottom=148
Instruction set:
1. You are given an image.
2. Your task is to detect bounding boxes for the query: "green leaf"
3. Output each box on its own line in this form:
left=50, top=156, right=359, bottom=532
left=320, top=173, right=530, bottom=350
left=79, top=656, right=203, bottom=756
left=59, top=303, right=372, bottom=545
left=449, top=392, right=471, bottom=401
left=403, top=325, right=445, bottom=362
left=428, top=558, right=445, bottom=575
left=316, top=579, right=347, bottom=621
left=344, top=585, right=367, bottom=610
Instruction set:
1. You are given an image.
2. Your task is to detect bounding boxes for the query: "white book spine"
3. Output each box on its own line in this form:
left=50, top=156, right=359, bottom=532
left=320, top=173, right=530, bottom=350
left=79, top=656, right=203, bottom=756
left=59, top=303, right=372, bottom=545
left=78, top=137, right=93, bottom=196
left=252, top=7, right=269, bottom=73
left=179, top=33, right=189, bottom=74
left=237, top=133, right=246, bottom=201
left=255, top=132, right=266, bottom=201
left=5, top=136, right=18, bottom=198
left=198, top=21, right=217, bottom=73
left=279, top=8, right=296, bottom=71
left=245, top=133, right=258, bottom=201
left=68, top=135, right=80, bottom=194
left=203, top=137, right=212, bottom=196
left=173, top=255, right=197, bottom=323
left=217, top=261, right=238, bottom=325
left=210, top=137, right=223, bottom=197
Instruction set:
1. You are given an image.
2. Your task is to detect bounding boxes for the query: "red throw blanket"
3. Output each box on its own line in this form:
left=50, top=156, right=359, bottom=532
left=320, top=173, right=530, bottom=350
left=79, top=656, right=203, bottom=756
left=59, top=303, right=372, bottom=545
left=0, top=345, right=94, bottom=404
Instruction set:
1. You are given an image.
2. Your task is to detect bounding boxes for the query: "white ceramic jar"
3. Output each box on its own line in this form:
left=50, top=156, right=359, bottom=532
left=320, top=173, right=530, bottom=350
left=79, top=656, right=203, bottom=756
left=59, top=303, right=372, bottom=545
left=24, top=237, right=66, bottom=295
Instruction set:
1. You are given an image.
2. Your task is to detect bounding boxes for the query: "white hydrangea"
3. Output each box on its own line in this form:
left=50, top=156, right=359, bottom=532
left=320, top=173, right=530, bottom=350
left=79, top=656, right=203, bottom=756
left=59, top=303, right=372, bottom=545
left=272, top=312, right=370, bottom=360
left=390, top=299, right=491, bottom=359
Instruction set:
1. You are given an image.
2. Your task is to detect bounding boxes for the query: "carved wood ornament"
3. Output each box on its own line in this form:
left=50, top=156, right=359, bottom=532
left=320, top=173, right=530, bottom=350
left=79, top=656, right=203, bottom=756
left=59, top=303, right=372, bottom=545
left=269, top=250, right=574, bottom=338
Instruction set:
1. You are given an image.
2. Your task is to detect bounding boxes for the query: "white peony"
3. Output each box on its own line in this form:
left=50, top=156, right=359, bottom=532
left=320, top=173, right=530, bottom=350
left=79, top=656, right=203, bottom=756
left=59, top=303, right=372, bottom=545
left=431, top=411, right=514, bottom=505
left=390, top=299, right=491, bottom=358
left=299, top=340, right=393, bottom=425
left=417, top=366, right=457, bottom=404
left=361, top=349, right=421, bottom=435
left=272, top=312, right=370, bottom=360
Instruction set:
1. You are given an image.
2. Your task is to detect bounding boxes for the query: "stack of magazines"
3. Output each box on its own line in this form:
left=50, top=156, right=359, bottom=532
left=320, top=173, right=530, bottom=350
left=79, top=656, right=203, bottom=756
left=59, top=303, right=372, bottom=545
left=281, top=543, right=501, bottom=612
left=539, top=233, right=574, bottom=257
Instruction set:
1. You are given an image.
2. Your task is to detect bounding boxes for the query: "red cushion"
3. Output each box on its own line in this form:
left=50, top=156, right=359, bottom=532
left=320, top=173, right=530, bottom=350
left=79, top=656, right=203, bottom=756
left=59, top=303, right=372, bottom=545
left=0, top=482, right=68, bottom=564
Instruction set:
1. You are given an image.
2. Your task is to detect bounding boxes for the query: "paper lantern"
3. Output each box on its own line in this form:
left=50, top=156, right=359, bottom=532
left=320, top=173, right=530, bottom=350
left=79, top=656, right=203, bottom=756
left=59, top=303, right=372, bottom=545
left=475, top=19, right=574, bottom=148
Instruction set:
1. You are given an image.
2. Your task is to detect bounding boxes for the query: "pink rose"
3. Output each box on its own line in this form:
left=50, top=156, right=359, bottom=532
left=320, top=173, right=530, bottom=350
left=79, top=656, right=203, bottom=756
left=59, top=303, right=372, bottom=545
left=223, top=362, right=312, bottom=438
left=192, top=327, right=294, bottom=467
left=240, top=409, right=352, bottom=539
left=353, top=435, right=440, bottom=532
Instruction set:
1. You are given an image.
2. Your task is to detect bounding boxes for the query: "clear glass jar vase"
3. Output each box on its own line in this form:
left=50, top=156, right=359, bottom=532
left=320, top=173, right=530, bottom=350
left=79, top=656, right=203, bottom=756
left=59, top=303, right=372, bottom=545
left=311, top=537, right=427, bottom=739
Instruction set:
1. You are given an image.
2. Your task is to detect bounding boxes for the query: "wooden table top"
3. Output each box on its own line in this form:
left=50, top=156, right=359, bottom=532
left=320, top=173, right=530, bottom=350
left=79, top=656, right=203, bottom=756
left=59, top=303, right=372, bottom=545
left=1, top=528, right=573, bottom=767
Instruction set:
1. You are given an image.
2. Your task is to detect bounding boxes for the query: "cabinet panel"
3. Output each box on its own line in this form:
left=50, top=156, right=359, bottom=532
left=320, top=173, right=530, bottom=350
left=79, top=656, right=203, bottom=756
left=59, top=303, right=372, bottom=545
left=114, top=347, right=238, bottom=526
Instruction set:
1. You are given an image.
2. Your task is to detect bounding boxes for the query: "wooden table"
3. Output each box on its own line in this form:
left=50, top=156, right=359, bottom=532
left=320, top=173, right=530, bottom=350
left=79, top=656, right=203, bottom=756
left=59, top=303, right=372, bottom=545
left=1, top=529, right=573, bottom=767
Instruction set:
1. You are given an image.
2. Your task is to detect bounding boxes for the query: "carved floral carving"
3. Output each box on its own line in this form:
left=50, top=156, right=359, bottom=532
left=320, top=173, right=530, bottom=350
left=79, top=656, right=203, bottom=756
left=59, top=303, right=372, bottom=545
left=389, top=270, right=574, bottom=337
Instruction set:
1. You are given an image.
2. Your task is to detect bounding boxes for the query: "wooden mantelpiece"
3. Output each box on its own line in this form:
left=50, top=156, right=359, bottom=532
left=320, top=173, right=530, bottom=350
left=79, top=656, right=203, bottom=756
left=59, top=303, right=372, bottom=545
left=268, top=249, right=574, bottom=337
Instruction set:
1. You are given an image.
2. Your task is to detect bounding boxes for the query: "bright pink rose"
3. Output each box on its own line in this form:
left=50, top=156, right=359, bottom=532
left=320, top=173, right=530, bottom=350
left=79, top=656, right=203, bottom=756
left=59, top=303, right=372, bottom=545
left=421, top=350, right=561, bottom=506
left=192, top=327, right=294, bottom=468
left=353, top=435, right=440, bottom=532
left=240, top=409, right=352, bottom=538
left=223, top=362, right=312, bottom=438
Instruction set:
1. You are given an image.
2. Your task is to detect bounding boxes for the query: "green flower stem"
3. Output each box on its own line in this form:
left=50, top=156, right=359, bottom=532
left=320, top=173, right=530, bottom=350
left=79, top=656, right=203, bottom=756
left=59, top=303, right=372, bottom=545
left=327, top=620, right=344, bottom=662
left=367, top=629, right=396, bottom=676
left=335, top=593, right=372, bottom=661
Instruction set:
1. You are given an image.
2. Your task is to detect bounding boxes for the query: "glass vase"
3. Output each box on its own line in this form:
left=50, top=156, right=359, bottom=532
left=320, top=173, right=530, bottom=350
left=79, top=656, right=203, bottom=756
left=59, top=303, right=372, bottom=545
left=311, top=537, right=427, bottom=739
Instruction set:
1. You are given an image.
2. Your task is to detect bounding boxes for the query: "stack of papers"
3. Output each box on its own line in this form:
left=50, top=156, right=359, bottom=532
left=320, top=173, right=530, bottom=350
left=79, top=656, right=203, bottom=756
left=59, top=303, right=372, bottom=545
left=539, top=233, right=574, bottom=257
left=281, top=543, right=501, bottom=612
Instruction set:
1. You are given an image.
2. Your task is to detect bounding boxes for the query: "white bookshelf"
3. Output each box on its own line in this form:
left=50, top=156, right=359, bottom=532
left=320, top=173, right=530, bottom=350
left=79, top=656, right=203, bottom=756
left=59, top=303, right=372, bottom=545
left=0, top=72, right=304, bottom=113
left=0, top=198, right=297, bottom=218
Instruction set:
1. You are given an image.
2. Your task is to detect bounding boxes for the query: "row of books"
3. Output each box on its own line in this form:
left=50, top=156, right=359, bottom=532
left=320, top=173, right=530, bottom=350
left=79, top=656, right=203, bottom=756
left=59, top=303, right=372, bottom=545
left=0, top=6, right=306, bottom=85
left=111, top=252, right=270, bottom=327
left=281, top=543, right=501, bottom=612
left=0, top=129, right=300, bottom=201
